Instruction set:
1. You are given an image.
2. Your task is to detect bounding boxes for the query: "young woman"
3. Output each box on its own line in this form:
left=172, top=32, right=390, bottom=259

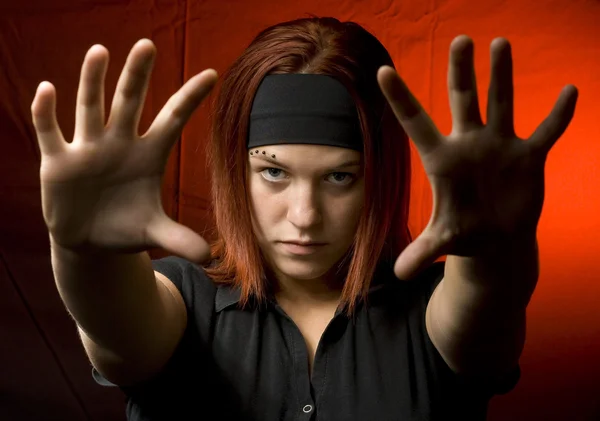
left=32, top=16, right=577, bottom=421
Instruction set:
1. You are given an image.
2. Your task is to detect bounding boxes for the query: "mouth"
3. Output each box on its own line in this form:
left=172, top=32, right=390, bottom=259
left=279, top=241, right=327, bottom=255
left=282, top=241, right=327, bottom=246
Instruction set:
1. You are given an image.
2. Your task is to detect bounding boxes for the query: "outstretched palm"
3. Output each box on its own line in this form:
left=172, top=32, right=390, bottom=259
left=377, top=36, right=578, bottom=280
left=33, top=39, right=217, bottom=262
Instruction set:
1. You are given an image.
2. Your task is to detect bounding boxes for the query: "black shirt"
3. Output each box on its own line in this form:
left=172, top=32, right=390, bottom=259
left=93, top=256, right=520, bottom=421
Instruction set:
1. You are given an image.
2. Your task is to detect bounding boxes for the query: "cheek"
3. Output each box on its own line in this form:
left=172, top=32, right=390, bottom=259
left=327, top=193, right=365, bottom=238
left=249, top=178, right=282, bottom=231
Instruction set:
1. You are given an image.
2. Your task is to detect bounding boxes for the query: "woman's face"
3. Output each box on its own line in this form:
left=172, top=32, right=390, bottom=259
left=247, top=144, right=365, bottom=285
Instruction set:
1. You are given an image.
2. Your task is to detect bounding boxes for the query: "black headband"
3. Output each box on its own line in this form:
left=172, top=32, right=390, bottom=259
left=247, top=74, right=363, bottom=151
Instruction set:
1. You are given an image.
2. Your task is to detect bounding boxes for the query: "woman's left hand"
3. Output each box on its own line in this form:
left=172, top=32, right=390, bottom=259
left=378, top=35, right=578, bottom=280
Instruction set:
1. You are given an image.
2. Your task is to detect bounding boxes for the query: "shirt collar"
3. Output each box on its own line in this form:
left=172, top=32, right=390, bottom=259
left=215, top=284, right=243, bottom=312
left=214, top=265, right=398, bottom=313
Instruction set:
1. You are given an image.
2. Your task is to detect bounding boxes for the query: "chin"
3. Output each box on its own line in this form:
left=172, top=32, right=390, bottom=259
left=272, top=257, right=334, bottom=281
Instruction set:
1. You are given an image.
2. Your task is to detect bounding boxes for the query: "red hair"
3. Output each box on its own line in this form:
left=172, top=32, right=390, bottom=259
left=203, top=16, right=411, bottom=314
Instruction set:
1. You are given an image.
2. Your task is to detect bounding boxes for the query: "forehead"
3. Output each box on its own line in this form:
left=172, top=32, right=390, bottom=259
left=248, top=144, right=362, bottom=165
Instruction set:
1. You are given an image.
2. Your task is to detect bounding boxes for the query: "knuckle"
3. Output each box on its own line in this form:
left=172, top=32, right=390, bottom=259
left=33, top=119, right=51, bottom=133
left=80, top=91, right=100, bottom=107
left=120, top=67, right=148, bottom=99
left=120, top=84, right=138, bottom=100
left=167, top=103, right=186, bottom=125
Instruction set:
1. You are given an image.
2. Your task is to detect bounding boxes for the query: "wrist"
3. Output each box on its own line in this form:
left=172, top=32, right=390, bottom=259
left=453, top=228, right=537, bottom=263
left=48, top=233, right=135, bottom=260
left=446, top=234, right=539, bottom=297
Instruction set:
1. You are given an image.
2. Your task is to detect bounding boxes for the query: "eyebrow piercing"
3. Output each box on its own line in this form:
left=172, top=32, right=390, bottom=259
left=249, top=150, right=276, bottom=159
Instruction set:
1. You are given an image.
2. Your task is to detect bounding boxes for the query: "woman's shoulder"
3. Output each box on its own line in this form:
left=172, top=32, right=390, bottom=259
left=367, top=260, right=446, bottom=313
left=151, top=255, right=221, bottom=307
left=374, top=260, right=445, bottom=290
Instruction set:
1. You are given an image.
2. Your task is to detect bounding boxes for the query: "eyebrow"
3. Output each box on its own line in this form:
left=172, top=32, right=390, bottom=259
left=251, top=155, right=362, bottom=170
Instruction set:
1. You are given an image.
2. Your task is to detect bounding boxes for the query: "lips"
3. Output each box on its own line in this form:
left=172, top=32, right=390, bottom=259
left=279, top=241, right=326, bottom=256
left=281, top=241, right=327, bottom=246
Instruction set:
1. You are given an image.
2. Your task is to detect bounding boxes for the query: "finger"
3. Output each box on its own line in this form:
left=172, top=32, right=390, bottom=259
left=31, top=82, right=67, bottom=156
left=448, top=35, right=483, bottom=133
left=74, top=44, right=109, bottom=141
left=146, top=215, right=212, bottom=264
left=528, top=85, right=578, bottom=154
left=393, top=229, right=445, bottom=281
left=378, top=65, right=442, bottom=154
left=143, top=69, right=218, bottom=152
left=106, top=39, right=156, bottom=136
left=486, top=38, right=514, bottom=135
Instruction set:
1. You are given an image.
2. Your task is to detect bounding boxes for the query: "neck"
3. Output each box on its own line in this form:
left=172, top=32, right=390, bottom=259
left=270, top=267, right=345, bottom=308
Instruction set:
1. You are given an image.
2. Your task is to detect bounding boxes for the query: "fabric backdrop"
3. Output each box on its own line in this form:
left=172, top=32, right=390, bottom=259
left=0, top=0, right=598, bottom=420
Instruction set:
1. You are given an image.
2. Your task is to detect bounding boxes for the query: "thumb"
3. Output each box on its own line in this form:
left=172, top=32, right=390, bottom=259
left=394, top=228, right=445, bottom=280
left=146, top=215, right=211, bottom=264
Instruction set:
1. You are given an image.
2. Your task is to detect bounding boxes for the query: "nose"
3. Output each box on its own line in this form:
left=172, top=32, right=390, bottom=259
left=286, top=185, right=322, bottom=229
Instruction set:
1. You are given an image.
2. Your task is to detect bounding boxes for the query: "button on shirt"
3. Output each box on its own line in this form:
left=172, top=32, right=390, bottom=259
left=93, top=256, right=521, bottom=421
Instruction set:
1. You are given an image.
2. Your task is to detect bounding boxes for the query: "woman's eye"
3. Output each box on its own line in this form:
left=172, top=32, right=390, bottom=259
left=327, top=172, right=354, bottom=185
left=261, top=168, right=286, bottom=180
left=259, top=168, right=355, bottom=186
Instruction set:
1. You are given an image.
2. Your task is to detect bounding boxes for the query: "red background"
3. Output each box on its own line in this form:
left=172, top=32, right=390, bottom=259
left=1, top=1, right=598, bottom=420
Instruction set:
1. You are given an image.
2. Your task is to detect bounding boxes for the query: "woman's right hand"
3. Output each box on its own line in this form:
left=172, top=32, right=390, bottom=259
left=32, top=39, right=217, bottom=263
